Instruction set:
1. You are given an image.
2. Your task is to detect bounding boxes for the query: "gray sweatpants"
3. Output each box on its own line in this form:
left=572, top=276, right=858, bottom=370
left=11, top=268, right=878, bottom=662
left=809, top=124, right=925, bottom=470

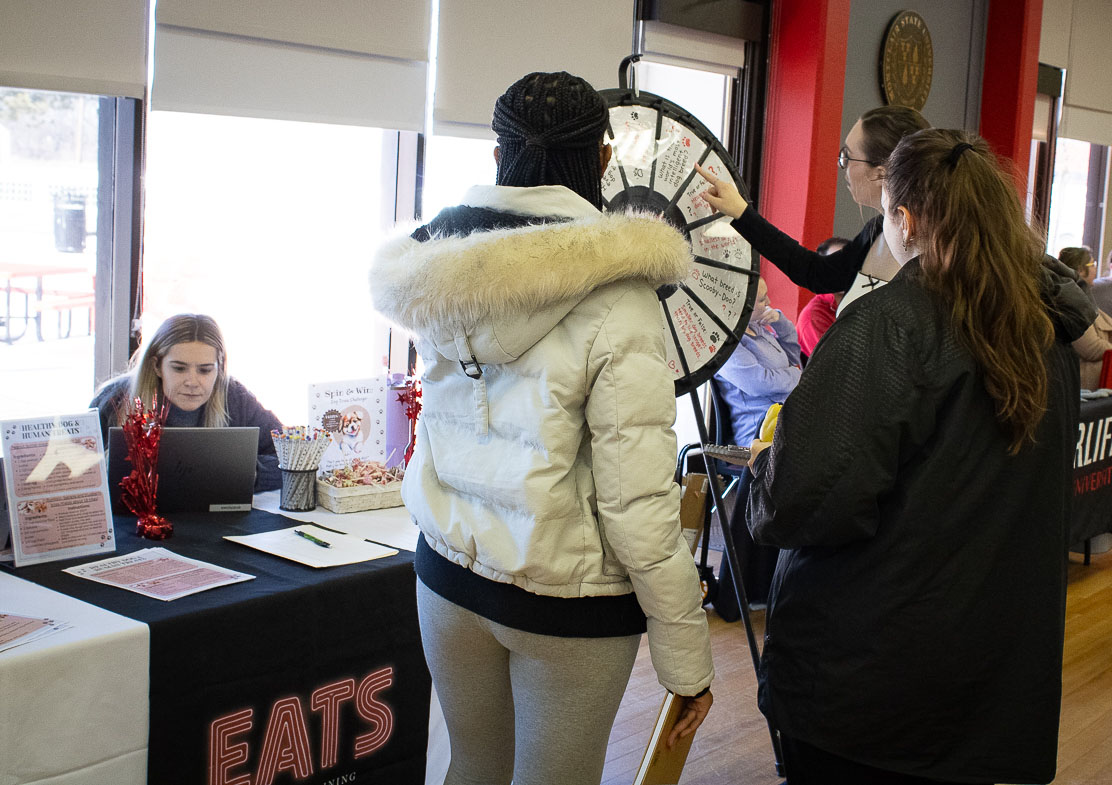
left=417, top=579, right=641, bottom=785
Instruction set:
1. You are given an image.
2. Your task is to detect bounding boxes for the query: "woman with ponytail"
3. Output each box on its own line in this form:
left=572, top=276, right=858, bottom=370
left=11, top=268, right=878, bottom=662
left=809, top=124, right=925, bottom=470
left=372, top=72, right=712, bottom=785
left=745, top=129, right=1087, bottom=784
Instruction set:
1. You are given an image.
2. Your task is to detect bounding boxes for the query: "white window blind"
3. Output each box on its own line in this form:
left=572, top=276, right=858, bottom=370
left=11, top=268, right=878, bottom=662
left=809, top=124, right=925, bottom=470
left=433, top=0, right=635, bottom=138
left=152, top=0, right=429, bottom=131
left=637, top=20, right=747, bottom=75
left=156, top=0, right=428, bottom=62
left=0, top=0, right=149, bottom=98
left=1060, top=107, right=1112, bottom=149
left=1049, top=0, right=1112, bottom=147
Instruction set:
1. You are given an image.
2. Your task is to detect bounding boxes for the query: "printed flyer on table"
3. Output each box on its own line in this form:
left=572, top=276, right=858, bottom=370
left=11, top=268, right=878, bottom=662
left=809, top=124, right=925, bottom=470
left=63, top=547, right=255, bottom=601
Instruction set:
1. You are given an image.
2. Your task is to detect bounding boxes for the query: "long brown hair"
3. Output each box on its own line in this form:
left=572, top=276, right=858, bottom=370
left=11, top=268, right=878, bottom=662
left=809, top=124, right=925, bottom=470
left=857, top=105, right=930, bottom=164
left=884, top=129, right=1052, bottom=453
left=125, top=314, right=229, bottom=427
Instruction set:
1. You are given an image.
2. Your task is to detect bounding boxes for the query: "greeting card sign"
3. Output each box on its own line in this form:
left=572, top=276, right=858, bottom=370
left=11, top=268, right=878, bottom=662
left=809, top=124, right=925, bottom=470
left=308, top=378, right=387, bottom=473
left=1, top=412, right=116, bottom=567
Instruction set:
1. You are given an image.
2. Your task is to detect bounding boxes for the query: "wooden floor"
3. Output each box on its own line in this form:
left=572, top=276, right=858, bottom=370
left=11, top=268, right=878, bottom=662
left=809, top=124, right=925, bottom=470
left=601, top=549, right=1112, bottom=785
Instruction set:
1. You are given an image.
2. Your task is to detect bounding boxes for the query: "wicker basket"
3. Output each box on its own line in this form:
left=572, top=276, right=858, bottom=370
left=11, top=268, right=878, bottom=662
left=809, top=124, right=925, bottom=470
left=316, top=480, right=404, bottom=513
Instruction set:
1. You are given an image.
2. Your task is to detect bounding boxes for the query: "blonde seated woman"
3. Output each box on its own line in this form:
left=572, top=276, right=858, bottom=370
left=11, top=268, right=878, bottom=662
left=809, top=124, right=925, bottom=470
left=90, top=313, right=283, bottom=491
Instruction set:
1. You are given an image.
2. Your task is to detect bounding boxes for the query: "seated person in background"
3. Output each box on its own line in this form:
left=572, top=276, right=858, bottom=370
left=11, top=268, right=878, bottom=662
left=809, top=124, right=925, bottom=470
left=90, top=313, right=282, bottom=491
left=1094, top=250, right=1112, bottom=314
left=715, top=277, right=801, bottom=444
left=796, top=236, right=850, bottom=363
left=1059, top=246, right=1112, bottom=389
left=710, top=277, right=801, bottom=619
left=1062, top=245, right=1099, bottom=297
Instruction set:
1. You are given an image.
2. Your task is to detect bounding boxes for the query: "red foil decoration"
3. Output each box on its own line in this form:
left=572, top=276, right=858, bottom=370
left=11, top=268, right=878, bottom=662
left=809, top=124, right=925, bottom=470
left=119, top=396, right=173, bottom=539
left=396, top=378, right=422, bottom=466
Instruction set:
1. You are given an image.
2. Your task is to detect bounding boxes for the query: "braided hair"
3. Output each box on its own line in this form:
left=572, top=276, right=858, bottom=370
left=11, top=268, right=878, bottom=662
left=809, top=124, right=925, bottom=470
left=491, top=71, right=609, bottom=208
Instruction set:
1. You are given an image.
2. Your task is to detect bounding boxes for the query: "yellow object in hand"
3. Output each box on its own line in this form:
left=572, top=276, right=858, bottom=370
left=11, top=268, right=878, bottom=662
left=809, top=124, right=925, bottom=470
left=758, top=403, right=782, bottom=443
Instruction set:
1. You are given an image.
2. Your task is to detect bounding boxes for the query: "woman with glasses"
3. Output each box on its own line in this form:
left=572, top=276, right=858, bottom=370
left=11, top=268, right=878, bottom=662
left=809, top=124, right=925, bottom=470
left=1059, top=246, right=1112, bottom=388
left=1060, top=245, right=1097, bottom=288
left=697, top=106, right=928, bottom=319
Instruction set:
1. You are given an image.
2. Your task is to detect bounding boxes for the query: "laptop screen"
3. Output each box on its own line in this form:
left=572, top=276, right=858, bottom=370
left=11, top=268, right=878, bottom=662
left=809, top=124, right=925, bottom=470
left=107, top=427, right=258, bottom=513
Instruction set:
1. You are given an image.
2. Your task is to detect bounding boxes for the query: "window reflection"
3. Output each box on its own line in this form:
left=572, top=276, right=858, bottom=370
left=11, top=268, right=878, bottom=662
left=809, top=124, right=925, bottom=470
left=1047, top=138, right=1093, bottom=257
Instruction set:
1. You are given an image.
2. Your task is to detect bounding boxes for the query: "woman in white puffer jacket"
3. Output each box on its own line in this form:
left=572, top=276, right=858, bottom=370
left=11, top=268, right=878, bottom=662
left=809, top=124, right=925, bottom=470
left=371, top=71, right=713, bottom=785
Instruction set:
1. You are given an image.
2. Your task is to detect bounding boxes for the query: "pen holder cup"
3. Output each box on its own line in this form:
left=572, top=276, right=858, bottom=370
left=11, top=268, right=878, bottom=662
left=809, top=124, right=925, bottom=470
left=279, top=468, right=318, bottom=512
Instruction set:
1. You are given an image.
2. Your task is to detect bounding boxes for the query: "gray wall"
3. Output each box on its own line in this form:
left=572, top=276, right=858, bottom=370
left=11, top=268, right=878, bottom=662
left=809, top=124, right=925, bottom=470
left=832, top=0, right=989, bottom=239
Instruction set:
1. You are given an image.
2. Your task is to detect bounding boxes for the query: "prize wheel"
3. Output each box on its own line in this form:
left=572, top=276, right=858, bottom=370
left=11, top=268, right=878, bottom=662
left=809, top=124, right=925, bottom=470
left=598, top=88, right=759, bottom=397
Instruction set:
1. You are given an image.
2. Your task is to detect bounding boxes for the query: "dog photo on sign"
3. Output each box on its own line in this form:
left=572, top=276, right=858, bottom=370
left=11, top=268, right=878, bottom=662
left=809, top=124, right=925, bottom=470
left=308, top=377, right=387, bottom=473
left=336, top=405, right=371, bottom=457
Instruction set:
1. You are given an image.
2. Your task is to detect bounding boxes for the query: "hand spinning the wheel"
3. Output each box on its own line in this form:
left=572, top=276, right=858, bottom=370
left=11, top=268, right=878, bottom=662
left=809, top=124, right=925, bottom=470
left=694, top=162, right=751, bottom=220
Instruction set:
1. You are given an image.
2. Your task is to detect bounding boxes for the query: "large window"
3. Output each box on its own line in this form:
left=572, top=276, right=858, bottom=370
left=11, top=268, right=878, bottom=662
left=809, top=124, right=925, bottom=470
left=636, top=61, right=732, bottom=141
left=0, top=87, right=102, bottom=419
left=421, top=136, right=496, bottom=220
left=1046, top=136, right=1111, bottom=271
left=143, top=112, right=400, bottom=425
left=1047, top=137, right=1096, bottom=257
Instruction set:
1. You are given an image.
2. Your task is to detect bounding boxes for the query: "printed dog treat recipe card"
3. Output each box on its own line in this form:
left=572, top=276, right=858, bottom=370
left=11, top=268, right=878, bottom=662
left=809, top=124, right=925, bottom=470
left=0, top=459, right=11, bottom=562
left=1, top=412, right=115, bottom=567
left=0, top=612, right=72, bottom=654
left=308, top=378, right=387, bottom=473
left=63, top=547, right=254, bottom=601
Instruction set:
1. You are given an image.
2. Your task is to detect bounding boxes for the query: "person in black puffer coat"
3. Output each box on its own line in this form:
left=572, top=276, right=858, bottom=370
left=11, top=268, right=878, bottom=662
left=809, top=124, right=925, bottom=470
left=742, top=130, right=1088, bottom=785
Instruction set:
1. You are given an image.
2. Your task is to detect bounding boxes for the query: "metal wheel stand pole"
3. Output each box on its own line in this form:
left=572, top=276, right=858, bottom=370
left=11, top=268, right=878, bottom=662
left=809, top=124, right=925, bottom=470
left=685, top=386, right=785, bottom=778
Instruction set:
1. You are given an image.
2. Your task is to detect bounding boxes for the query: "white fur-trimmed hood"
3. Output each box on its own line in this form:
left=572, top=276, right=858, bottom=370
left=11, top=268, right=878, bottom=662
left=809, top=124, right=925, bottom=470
left=371, top=209, right=691, bottom=362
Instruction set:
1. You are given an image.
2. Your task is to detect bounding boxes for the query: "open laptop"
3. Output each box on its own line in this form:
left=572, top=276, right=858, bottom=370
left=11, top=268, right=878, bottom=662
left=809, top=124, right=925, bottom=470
left=107, top=427, right=258, bottom=514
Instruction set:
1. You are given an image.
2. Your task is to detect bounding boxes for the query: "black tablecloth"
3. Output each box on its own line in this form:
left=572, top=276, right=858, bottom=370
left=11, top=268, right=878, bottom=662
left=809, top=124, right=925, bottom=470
left=4, top=508, right=430, bottom=785
left=1072, top=396, right=1112, bottom=545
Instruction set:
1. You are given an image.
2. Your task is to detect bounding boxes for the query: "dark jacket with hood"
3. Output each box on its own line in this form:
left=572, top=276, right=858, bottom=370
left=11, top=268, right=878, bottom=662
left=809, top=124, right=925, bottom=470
left=746, top=255, right=1090, bottom=783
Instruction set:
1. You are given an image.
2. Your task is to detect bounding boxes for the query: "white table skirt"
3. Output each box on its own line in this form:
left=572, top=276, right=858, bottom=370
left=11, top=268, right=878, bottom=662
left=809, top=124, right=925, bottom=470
left=0, top=571, right=149, bottom=785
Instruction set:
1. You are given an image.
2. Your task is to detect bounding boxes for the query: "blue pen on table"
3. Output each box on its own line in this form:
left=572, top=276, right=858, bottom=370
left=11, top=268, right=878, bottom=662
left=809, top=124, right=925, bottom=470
left=294, top=529, right=332, bottom=548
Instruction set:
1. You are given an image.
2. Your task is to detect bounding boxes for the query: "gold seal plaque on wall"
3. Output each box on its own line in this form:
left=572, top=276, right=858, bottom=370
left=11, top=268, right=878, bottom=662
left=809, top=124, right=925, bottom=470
left=880, top=10, right=933, bottom=111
